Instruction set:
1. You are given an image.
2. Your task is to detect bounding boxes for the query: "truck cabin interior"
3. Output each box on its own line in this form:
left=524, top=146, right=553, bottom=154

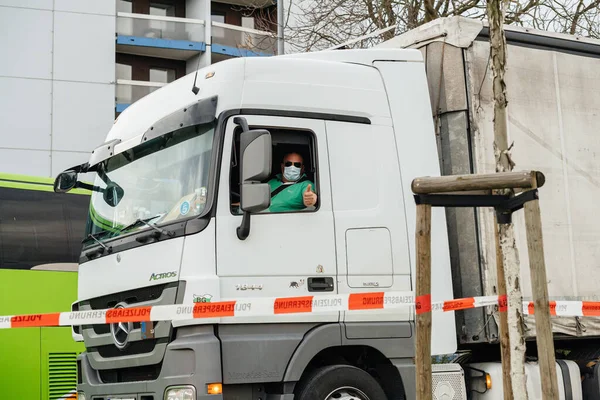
left=229, top=125, right=317, bottom=210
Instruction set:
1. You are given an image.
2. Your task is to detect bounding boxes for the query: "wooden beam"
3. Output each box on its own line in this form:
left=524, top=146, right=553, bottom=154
left=415, top=203, right=432, bottom=400
left=524, top=186, right=559, bottom=400
left=494, top=217, right=514, bottom=400
left=411, top=171, right=545, bottom=194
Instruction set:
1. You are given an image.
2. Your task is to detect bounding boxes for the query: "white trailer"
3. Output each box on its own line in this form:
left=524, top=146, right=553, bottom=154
left=377, top=16, right=600, bottom=399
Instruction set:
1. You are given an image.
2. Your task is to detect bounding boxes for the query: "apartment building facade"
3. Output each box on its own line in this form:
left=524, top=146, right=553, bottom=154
left=0, top=0, right=279, bottom=178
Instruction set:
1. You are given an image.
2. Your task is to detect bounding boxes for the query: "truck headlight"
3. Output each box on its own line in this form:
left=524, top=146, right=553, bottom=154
left=165, top=386, right=196, bottom=400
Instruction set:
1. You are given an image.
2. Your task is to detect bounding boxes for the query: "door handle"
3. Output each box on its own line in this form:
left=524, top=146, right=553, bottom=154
left=308, top=277, right=334, bottom=292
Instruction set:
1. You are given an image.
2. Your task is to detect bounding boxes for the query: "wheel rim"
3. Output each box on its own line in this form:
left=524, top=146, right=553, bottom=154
left=324, top=386, right=371, bottom=400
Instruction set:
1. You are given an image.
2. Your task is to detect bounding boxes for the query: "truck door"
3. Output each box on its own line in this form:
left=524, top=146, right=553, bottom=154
left=215, top=115, right=338, bottom=324
left=324, top=120, right=413, bottom=326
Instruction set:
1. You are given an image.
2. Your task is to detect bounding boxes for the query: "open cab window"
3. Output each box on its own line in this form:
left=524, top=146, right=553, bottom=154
left=229, top=127, right=318, bottom=215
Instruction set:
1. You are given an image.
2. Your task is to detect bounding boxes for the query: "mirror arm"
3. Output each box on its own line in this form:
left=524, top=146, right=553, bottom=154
left=236, top=212, right=251, bottom=240
left=69, top=162, right=90, bottom=174
left=234, top=121, right=271, bottom=240
left=234, top=116, right=250, bottom=132
left=235, top=116, right=251, bottom=240
left=75, top=181, right=104, bottom=193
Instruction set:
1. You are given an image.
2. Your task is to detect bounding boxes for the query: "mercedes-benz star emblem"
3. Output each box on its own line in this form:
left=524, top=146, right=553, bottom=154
left=110, top=302, right=133, bottom=350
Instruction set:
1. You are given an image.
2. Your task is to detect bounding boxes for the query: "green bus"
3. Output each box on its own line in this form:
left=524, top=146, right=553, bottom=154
left=0, top=173, right=90, bottom=399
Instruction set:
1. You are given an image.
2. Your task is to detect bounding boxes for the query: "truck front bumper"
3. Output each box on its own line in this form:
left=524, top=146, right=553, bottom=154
left=77, top=326, right=222, bottom=400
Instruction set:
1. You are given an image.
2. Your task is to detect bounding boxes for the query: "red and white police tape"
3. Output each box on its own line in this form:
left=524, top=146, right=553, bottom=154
left=1, top=291, right=600, bottom=329
left=57, top=390, right=77, bottom=400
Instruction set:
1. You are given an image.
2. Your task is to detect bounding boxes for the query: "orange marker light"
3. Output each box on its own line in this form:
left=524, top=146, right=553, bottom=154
left=485, top=373, right=492, bottom=390
left=207, top=383, right=223, bottom=395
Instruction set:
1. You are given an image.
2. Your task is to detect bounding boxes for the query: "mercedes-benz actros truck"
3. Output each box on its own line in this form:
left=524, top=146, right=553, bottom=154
left=54, top=16, right=600, bottom=400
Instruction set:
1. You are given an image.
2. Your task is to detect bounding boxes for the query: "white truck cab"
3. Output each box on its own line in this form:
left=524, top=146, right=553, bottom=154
left=55, top=49, right=458, bottom=400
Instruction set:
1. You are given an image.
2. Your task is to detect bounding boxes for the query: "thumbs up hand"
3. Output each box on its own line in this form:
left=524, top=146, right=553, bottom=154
left=303, top=184, right=317, bottom=207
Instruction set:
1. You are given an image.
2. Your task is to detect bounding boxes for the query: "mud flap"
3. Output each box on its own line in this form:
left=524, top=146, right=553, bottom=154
left=581, top=360, right=600, bottom=399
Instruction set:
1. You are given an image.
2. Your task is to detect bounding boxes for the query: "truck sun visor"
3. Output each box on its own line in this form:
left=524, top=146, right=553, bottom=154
left=141, top=95, right=218, bottom=143
left=88, top=138, right=122, bottom=168
left=86, top=96, right=218, bottom=170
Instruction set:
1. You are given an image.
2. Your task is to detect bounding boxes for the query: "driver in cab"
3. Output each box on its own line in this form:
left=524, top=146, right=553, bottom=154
left=267, top=152, right=317, bottom=212
left=231, top=151, right=317, bottom=214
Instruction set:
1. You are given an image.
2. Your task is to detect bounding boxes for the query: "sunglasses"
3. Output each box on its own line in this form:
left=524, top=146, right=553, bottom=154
left=284, top=161, right=302, bottom=168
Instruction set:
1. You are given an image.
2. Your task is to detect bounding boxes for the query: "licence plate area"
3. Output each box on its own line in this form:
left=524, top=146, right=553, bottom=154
left=93, top=391, right=155, bottom=399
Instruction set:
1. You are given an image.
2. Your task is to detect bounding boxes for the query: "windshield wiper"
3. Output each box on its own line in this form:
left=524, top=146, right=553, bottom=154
left=83, top=231, right=111, bottom=247
left=118, top=217, right=174, bottom=238
left=83, top=232, right=113, bottom=258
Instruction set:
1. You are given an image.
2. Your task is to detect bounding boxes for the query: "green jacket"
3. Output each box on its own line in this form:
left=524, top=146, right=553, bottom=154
left=267, top=174, right=315, bottom=213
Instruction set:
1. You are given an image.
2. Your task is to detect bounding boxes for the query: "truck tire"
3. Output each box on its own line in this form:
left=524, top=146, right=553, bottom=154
left=295, top=365, right=388, bottom=400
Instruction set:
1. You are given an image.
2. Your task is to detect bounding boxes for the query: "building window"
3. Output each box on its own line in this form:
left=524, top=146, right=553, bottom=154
left=150, top=2, right=176, bottom=17
left=115, top=54, right=187, bottom=117
left=116, top=63, right=134, bottom=104
left=211, top=12, right=225, bottom=24
left=118, top=0, right=132, bottom=13
left=116, top=54, right=186, bottom=81
left=211, top=11, right=226, bottom=39
left=116, top=63, right=133, bottom=81
left=149, top=67, right=176, bottom=84
left=117, top=0, right=185, bottom=17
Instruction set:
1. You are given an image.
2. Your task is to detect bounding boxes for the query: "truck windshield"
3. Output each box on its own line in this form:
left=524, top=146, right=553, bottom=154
left=84, top=122, right=215, bottom=244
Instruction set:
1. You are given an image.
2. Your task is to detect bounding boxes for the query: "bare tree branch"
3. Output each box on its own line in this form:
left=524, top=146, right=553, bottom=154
left=283, top=0, right=600, bottom=52
left=505, top=0, right=542, bottom=23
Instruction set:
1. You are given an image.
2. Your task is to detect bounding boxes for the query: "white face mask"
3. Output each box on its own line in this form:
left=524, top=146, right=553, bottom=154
left=283, top=166, right=301, bottom=182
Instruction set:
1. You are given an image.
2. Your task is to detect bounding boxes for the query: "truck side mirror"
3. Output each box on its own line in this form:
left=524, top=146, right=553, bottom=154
left=103, top=181, right=125, bottom=207
left=235, top=117, right=272, bottom=240
left=240, top=131, right=271, bottom=212
left=54, top=171, right=78, bottom=193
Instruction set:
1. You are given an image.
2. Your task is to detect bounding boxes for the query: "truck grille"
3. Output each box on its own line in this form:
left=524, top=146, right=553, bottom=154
left=76, top=281, right=185, bottom=379
left=86, top=283, right=169, bottom=335
left=88, top=283, right=168, bottom=309
left=99, top=363, right=162, bottom=384
left=92, top=321, right=167, bottom=335
left=94, top=339, right=160, bottom=358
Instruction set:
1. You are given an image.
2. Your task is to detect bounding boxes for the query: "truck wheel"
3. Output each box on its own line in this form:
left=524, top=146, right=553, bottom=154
left=295, top=365, right=387, bottom=400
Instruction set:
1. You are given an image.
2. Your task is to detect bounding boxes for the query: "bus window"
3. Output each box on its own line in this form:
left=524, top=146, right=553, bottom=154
left=0, top=179, right=89, bottom=271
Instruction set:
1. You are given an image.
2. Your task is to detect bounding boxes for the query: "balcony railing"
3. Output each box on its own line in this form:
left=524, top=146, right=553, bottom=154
left=117, top=12, right=206, bottom=51
left=116, top=80, right=167, bottom=110
left=211, top=22, right=277, bottom=57
left=115, top=13, right=277, bottom=59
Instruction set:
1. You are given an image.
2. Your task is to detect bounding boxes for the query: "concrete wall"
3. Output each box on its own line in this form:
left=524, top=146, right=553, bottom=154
left=0, top=0, right=116, bottom=177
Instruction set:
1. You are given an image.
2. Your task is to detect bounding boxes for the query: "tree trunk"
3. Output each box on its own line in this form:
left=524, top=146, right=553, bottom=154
left=499, top=223, right=528, bottom=398
left=486, top=0, right=529, bottom=397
